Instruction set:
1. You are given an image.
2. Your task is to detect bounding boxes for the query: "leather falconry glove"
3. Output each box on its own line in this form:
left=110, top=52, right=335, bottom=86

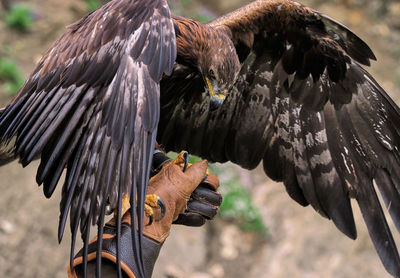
left=151, top=150, right=222, bottom=227
left=173, top=173, right=221, bottom=227
left=69, top=153, right=222, bottom=278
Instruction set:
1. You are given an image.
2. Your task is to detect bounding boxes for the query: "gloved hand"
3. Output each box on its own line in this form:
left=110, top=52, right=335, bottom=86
left=143, top=158, right=211, bottom=242
left=69, top=153, right=222, bottom=278
left=173, top=173, right=221, bottom=226
left=151, top=150, right=222, bottom=228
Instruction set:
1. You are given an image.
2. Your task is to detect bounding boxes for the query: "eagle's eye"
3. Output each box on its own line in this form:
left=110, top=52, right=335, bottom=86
left=209, top=69, right=216, bottom=78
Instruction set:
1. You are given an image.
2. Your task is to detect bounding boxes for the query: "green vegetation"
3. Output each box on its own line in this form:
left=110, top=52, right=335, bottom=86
left=192, top=13, right=213, bottom=24
left=169, top=0, right=214, bottom=23
left=394, top=48, right=400, bottom=58
left=396, top=74, right=400, bottom=87
left=0, top=58, right=24, bottom=95
left=213, top=164, right=268, bottom=235
left=3, top=5, right=33, bottom=31
left=178, top=0, right=192, bottom=7
left=85, top=0, right=102, bottom=12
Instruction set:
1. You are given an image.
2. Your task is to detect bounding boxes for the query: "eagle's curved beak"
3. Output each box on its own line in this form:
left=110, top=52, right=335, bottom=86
left=205, top=77, right=226, bottom=110
left=210, top=94, right=225, bottom=110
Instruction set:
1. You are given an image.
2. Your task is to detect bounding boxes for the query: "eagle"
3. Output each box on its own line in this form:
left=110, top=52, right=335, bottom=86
left=0, top=0, right=399, bottom=277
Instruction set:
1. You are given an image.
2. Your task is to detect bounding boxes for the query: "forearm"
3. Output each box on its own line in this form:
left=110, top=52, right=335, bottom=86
left=72, top=224, right=163, bottom=278
left=70, top=154, right=220, bottom=278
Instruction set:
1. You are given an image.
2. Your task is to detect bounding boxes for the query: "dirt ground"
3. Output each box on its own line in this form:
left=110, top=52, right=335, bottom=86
left=0, top=0, right=400, bottom=277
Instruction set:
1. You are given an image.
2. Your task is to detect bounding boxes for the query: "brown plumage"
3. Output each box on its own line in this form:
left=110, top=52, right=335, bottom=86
left=0, top=0, right=399, bottom=277
left=173, top=16, right=240, bottom=90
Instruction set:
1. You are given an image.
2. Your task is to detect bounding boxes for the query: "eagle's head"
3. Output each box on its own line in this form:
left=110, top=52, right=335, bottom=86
left=173, top=17, right=241, bottom=109
left=198, top=30, right=241, bottom=110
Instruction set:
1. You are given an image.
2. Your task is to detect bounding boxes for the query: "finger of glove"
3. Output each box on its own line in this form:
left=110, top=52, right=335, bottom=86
left=148, top=162, right=185, bottom=192
left=172, top=213, right=206, bottom=227
left=187, top=199, right=219, bottom=220
left=192, top=186, right=223, bottom=207
left=202, top=174, right=220, bottom=191
left=180, top=160, right=208, bottom=195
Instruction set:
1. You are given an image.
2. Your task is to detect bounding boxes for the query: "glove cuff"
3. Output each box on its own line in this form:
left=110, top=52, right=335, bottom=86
left=68, top=218, right=162, bottom=278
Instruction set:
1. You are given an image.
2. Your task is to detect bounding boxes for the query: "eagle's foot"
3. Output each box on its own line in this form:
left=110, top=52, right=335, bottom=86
left=143, top=151, right=189, bottom=226
left=173, top=150, right=190, bottom=171
left=107, top=151, right=200, bottom=224
left=107, top=194, right=165, bottom=226
left=121, top=194, right=131, bottom=216
left=173, top=150, right=209, bottom=177
left=145, top=194, right=166, bottom=226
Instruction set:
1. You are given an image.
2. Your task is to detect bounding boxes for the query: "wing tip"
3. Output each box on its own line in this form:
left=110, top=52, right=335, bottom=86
left=320, top=14, right=377, bottom=66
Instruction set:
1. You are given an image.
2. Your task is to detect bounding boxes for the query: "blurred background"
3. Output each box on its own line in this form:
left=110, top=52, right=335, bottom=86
left=0, top=0, right=399, bottom=277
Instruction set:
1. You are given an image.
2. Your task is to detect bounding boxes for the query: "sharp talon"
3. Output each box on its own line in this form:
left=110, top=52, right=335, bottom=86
left=145, top=194, right=166, bottom=223
left=182, top=152, right=189, bottom=172
left=174, top=151, right=189, bottom=169
left=156, top=198, right=166, bottom=221
left=147, top=214, right=154, bottom=226
left=201, top=173, right=208, bottom=183
left=145, top=203, right=154, bottom=225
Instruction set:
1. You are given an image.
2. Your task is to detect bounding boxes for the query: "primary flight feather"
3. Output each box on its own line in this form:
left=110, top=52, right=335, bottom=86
left=0, top=0, right=399, bottom=277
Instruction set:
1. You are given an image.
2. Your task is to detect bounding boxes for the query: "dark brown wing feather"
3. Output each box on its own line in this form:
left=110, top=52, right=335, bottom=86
left=0, top=0, right=176, bottom=277
left=158, top=0, right=400, bottom=276
left=210, top=0, right=375, bottom=81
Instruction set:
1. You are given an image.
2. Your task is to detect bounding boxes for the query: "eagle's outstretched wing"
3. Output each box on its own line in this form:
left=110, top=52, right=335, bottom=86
left=0, top=0, right=176, bottom=276
left=158, top=0, right=400, bottom=276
